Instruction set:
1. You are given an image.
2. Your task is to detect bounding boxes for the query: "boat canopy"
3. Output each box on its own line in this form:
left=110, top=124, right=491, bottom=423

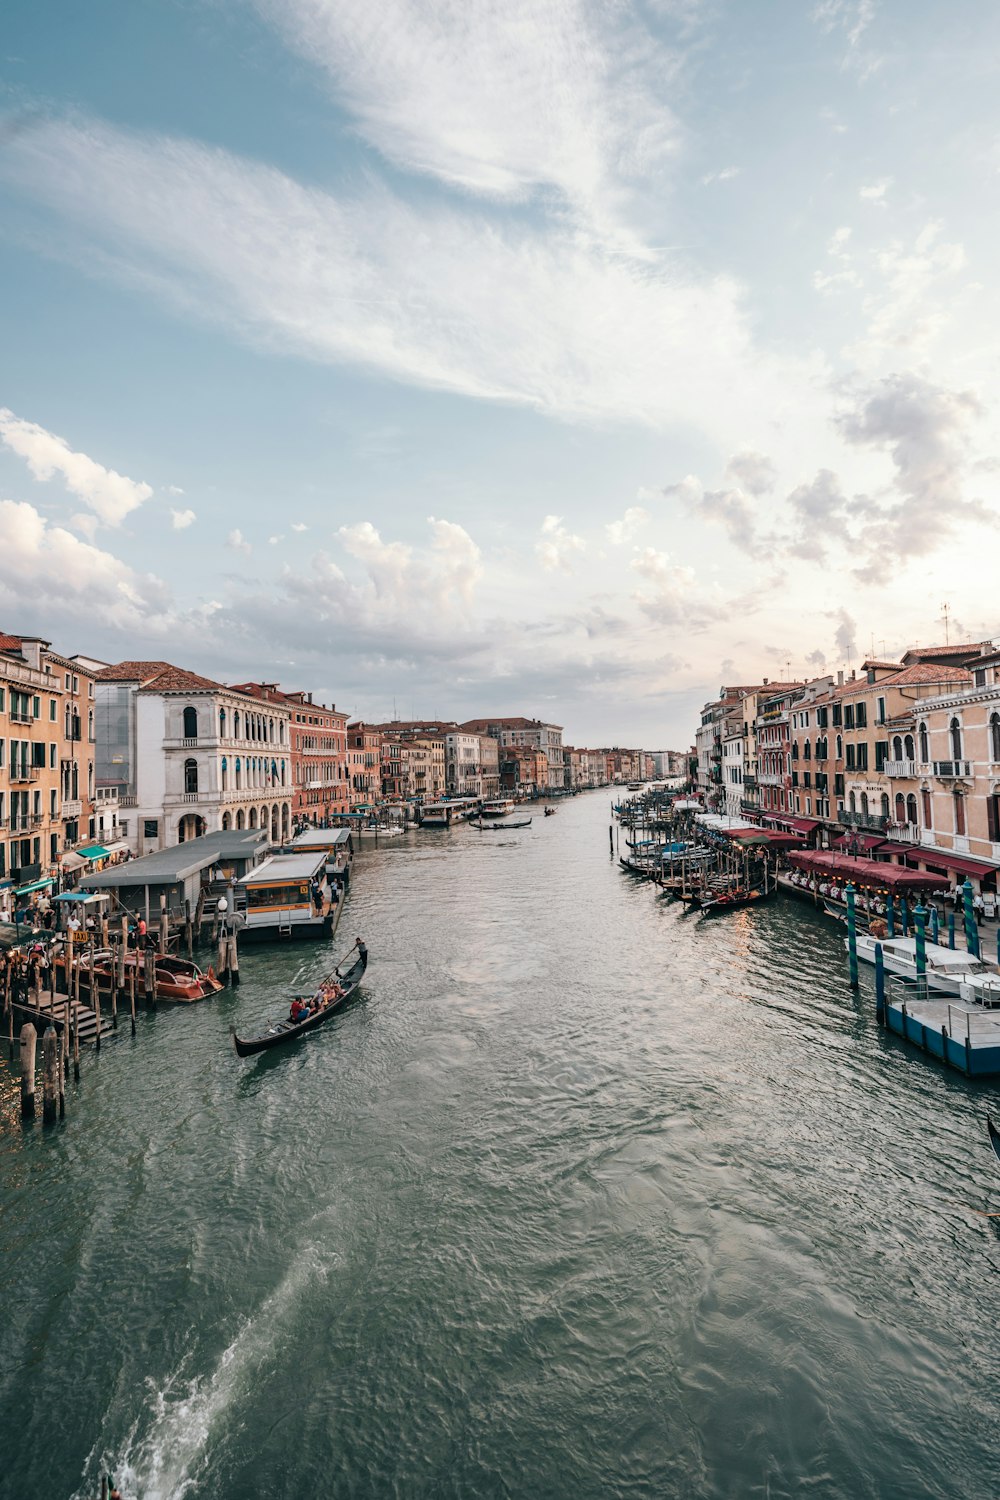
left=788, top=851, right=950, bottom=891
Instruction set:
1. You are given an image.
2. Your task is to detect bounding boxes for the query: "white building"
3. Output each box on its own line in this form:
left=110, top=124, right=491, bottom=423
left=95, top=661, right=294, bottom=853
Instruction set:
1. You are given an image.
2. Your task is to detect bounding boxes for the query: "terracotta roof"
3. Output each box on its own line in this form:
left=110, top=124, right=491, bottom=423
left=460, top=716, right=563, bottom=732
left=880, top=663, right=974, bottom=688
left=861, top=659, right=903, bottom=672
left=96, top=660, right=261, bottom=699
left=0, top=632, right=23, bottom=652
left=902, top=641, right=993, bottom=661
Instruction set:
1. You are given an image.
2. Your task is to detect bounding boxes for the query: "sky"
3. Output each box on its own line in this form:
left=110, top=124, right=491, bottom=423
left=2, top=0, right=999, bottom=747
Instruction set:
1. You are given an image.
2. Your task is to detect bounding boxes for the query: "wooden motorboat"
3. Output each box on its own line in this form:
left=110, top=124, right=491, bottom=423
left=55, top=947, right=224, bottom=1002
left=231, top=943, right=368, bottom=1057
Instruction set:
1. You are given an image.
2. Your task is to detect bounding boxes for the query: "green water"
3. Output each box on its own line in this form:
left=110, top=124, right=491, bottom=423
left=1, top=794, right=998, bottom=1498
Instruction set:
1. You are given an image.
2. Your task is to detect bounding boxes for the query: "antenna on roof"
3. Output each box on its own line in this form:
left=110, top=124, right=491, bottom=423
left=941, top=601, right=950, bottom=645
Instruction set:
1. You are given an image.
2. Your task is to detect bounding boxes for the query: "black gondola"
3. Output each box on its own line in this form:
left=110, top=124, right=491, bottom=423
left=988, top=1116, right=1000, bottom=1168
left=473, top=817, right=532, bottom=829
left=230, top=941, right=368, bottom=1058
left=699, top=887, right=771, bottom=914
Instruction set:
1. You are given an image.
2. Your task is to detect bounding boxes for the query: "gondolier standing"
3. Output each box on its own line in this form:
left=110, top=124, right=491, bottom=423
left=354, top=936, right=367, bottom=966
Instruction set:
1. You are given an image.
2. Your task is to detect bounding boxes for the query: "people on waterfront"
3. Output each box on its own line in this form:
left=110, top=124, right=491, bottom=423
left=973, top=891, right=984, bottom=926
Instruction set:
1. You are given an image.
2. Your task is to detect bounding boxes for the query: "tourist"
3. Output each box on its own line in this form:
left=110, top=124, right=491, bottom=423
left=137, top=916, right=147, bottom=946
left=973, top=891, right=984, bottom=927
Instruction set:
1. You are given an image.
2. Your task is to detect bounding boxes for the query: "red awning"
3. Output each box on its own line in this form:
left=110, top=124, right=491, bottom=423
left=787, top=850, right=951, bottom=892
left=785, top=817, right=820, bottom=834
left=759, top=831, right=805, bottom=846
left=877, top=842, right=921, bottom=859
left=832, top=832, right=885, bottom=852
left=913, top=849, right=1000, bottom=880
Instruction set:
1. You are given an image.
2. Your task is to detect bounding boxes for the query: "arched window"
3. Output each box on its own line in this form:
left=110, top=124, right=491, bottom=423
left=836, top=735, right=843, bottom=759
left=221, top=755, right=228, bottom=792
left=236, top=808, right=245, bottom=830
left=88, top=709, right=94, bottom=741
left=269, top=717, right=274, bottom=742
left=918, top=722, right=929, bottom=763
left=906, top=793, right=917, bottom=825
left=895, top=792, right=906, bottom=823
left=893, top=735, right=903, bottom=760
left=921, top=788, right=933, bottom=828
left=860, top=792, right=869, bottom=819
left=280, top=759, right=286, bottom=786
left=249, top=806, right=258, bottom=828
left=234, top=710, right=240, bottom=740
left=235, top=756, right=241, bottom=791
left=184, top=757, right=198, bottom=794
left=220, top=707, right=226, bottom=738
left=991, top=713, right=1000, bottom=763
left=183, top=705, right=198, bottom=739
left=222, top=811, right=231, bottom=830
left=904, top=733, right=914, bottom=760
left=954, top=790, right=966, bottom=836
left=849, top=790, right=857, bottom=813
left=950, top=717, right=962, bottom=761
left=880, top=793, right=890, bottom=819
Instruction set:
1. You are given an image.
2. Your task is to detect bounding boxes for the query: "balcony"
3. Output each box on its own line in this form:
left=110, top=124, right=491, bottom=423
left=9, top=766, right=38, bottom=782
left=181, top=736, right=198, bottom=748
left=757, top=772, right=784, bottom=787
left=61, top=799, right=82, bottom=817
left=886, top=822, right=920, bottom=843
left=884, top=759, right=917, bottom=778
left=9, top=708, right=34, bottom=724
left=841, top=811, right=889, bottom=832
left=932, top=760, right=973, bottom=780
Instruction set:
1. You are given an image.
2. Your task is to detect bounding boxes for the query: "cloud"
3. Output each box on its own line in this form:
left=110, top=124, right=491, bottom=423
left=859, top=178, right=890, bottom=202
left=829, top=606, right=857, bottom=662
left=701, top=166, right=739, bottom=185
left=836, top=371, right=989, bottom=577
left=661, top=473, right=765, bottom=557
left=725, top=450, right=776, bottom=496
left=630, top=546, right=721, bottom=628
left=257, top=0, right=681, bottom=251
left=165, top=484, right=185, bottom=496
left=0, top=115, right=825, bottom=439
left=848, top=221, right=967, bottom=367
left=268, top=534, right=284, bottom=545
left=605, top=505, right=649, bottom=545
left=291, top=522, right=308, bottom=532
left=171, top=507, right=196, bottom=529
left=0, top=406, right=152, bottom=526
left=536, top=515, right=586, bottom=573
left=227, top=528, right=252, bottom=555
left=0, top=498, right=169, bottom=628
left=812, top=0, right=881, bottom=76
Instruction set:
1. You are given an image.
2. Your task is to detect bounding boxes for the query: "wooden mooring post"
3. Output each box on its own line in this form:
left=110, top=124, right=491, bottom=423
left=19, top=1021, right=36, bottom=1119
left=185, top=898, right=194, bottom=959
left=42, top=1024, right=59, bottom=1124
left=144, top=947, right=156, bottom=1011
left=129, top=958, right=137, bottom=1036
left=91, top=939, right=102, bottom=1053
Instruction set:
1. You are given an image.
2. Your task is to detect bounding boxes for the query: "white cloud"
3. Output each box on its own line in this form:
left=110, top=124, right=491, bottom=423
left=0, top=498, right=169, bottom=627
left=0, top=116, right=826, bottom=440
left=848, top=221, right=967, bottom=367
left=268, top=534, right=284, bottom=545
left=227, top=528, right=252, bottom=555
left=605, top=505, right=650, bottom=545
left=0, top=407, right=152, bottom=526
left=859, top=178, right=890, bottom=202
left=165, top=484, right=185, bottom=496
left=171, top=507, right=196, bottom=529
left=291, top=522, right=308, bottom=532
left=701, top=166, right=739, bottom=185
left=537, top=515, right=585, bottom=572
left=257, top=0, right=681, bottom=251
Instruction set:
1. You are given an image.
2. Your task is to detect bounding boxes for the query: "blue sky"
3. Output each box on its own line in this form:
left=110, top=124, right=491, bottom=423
left=2, top=0, right=999, bottom=745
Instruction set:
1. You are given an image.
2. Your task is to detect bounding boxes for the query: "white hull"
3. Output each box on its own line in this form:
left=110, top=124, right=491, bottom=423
left=851, top=933, right=997, bottom=996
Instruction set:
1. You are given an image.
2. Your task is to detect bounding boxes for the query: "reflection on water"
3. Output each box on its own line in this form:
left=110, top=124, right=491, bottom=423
left=2, top=795, right=999, bottom=1499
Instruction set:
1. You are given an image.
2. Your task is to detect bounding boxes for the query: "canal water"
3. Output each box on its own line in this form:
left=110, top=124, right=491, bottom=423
left=1, top=793, right=998, bottom=1499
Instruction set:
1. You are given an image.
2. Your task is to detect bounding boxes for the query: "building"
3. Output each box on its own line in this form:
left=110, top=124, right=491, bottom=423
left=401, top=736, right=447, bottom=802
left=94, top=661, right=294, bottom=852
left=346, top=722, right=382, bottom=801
left=499, top=744, right=548, bottom=796
left=460, top=718, right=564, bottom=792
left=233, top=683, right=350, bottom=821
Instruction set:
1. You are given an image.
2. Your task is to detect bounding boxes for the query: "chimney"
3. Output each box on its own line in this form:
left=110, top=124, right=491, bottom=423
left=850, top=669, right=856, bottom=680
left=763, top=677, right=769, bottom=686
left=307, top=691, right=313, bottom=703
left=837, top=670, right=844, bottom=685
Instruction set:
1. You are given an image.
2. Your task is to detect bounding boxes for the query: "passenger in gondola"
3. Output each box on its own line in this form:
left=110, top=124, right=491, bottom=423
left=290, top=996, right=307, bottom=1022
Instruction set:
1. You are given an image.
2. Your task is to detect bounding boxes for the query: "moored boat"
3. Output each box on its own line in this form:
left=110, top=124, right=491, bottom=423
left=231, top=941, right=368, bottom=1057
left=54, top=947, right=223, bottom=1003
left=849, top=932, right=1000, bottom=995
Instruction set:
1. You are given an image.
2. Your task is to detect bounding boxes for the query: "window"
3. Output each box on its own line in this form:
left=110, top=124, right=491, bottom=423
left=846, top=744, right=856, bottom=770
left=855, top=702, right=867, bottom=728
left=877, top=697, right=886, bottom=724
left=919, top=722, right=929, bottom=763
left=832, top=703, right=842, bottom=727
left=183, top=705, right=198, bottom=739
left=975, top=668, right=987, bottom=688
left=904, top=733, right=914, bottom=760
left=875, top=741, right=888, bottom=771
left=844, top=705, right=855, bottom=729
left=988, top=795, right=1000, bottom=843
left=950, top=718, right=963, bottom=761
left=921, top=789, right=932, bottom=828
left=184, top=758, right=199, bottom=794
left=836, top=734, right=842, bottom=759
left=803, top=741, right=811, bottom=760
left=849, top=790, right=857, bottom=813
left=49, top=744, right=56, bottom=768
left=817, top=706, right=828, bottom=728
left=143, top=819, right=159, bottom=838
left=895, top=792, right=906, bottom=823
left=906, top=793, right=917, bottom=825
left=954, top=791, right=966, bottom=836
left=49, top=699, right=56, bottom=721
left=892, top=735, right=903, bottom=759
left=991, top=713, right=1000, bottom=763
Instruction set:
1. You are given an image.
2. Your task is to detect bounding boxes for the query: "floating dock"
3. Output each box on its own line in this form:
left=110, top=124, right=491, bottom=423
left=881, top=982, right=1000, bottom=1076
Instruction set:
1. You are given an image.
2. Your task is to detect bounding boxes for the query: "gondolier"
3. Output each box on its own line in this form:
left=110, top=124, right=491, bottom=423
left=231, top=939, right=368, bottom=1057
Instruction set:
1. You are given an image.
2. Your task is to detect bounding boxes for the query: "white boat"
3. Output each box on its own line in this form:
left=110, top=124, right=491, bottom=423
left=480, top=799, right=515, bottom=818
left=849, top=932, right=1000, bottom=995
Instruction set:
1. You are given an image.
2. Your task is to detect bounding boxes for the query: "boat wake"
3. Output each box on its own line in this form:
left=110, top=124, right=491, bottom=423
left=73, top=1242, right=335, bottom=1500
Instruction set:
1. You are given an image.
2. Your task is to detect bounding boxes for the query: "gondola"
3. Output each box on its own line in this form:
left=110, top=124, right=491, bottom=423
left=699, top=887, right=771, bottom=914
left=230, top=942, right=368, bottom=1058
left=472, top=817, right=532, bottom=829
left=544, top=807, right=556, bottom=816
left=988, top=1116, right=1000, bottom=1168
